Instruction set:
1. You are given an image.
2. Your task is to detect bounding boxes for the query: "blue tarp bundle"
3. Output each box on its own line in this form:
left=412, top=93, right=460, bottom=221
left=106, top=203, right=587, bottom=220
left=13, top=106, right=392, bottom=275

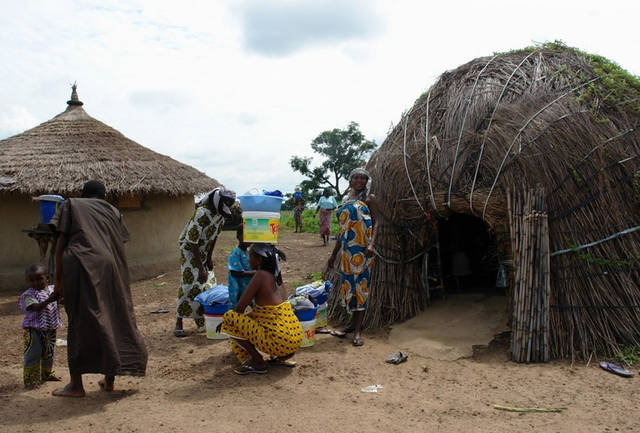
left=194, top=284, right=229, bottom=306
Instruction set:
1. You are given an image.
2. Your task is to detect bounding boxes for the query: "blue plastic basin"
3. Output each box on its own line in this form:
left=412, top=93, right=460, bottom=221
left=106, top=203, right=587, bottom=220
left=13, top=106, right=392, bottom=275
left=203, top=303, right=230, bottom=315
left=238, top=195, right=284, bottom=212
left=294, top=307, right=317, bottom=322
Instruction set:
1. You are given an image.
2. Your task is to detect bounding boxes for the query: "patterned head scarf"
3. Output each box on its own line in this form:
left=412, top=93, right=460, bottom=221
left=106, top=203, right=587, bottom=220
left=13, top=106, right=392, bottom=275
left=250, top=244, right=283, bottom=285
left=197, top=187, right=236, bottom=218
left=348, top=168, right=371, bottom=201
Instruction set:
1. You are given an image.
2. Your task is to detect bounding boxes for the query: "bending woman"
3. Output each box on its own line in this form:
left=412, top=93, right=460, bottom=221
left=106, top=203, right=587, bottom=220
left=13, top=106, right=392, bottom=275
left=220, top=244, right=302, bottom=374
left=175, top=187, right=236, bottom=337
left=328, top=168, right=379, bottom=347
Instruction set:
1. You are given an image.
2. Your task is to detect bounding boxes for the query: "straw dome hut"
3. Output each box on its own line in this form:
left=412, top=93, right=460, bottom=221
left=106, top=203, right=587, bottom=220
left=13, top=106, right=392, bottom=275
left=0, top=85, right=219, bottom=290
left=328, top=42, right=640, bottom=361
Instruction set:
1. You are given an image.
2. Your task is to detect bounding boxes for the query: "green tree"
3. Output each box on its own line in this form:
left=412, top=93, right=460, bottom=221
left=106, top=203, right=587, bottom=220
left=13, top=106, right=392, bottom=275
left=290, top=122, right=377, bottom=201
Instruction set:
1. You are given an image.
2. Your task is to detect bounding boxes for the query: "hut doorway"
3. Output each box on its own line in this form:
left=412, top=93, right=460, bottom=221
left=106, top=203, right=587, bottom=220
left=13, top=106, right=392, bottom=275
left=437, top=212, right=502, bottom=295
left=387, top=212, right=510, bottom=361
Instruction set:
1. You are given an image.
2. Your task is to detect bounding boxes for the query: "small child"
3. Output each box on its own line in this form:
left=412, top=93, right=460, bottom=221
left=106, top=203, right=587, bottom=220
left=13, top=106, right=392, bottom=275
left=293, top=199, right=305, bottom=233
left=18, top=263, right=62, bottom=388
left=227, top=227, right=255, bottom=308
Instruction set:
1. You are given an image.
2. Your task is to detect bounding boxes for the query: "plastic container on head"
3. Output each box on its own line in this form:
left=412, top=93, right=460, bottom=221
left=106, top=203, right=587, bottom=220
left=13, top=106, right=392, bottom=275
left=35, top=195, right=65, bottom=224
left=243, top=211, right=280, bottom=243
left=238, top=195, right=285, bottom=213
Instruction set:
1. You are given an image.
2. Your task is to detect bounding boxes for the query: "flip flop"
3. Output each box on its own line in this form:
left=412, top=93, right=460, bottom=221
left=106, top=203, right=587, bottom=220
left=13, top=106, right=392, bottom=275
left=352, top=336, right=364, bottom=347
left=599, top=361, right=633, bottom=378
left=330, top=327, right=355, bottom=338
left=234, top=363, right=268, bottom=375
left=268, top=357, right=297, bottom=368
left=173, top=329, right=187, bottom=338
left=315, top=326, right=331, bottom=334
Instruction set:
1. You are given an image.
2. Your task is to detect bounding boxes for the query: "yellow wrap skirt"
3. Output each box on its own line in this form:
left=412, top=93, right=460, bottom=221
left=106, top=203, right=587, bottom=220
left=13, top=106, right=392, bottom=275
left=221, top=302, right=302, bottom=362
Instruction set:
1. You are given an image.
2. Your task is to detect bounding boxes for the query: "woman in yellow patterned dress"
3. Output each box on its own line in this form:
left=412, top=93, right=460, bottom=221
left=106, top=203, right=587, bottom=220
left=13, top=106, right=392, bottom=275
left=328, top=168, right=379, bottom=346
left=174, top=188, right=236, bottom=337
left=221, top=244, right=302, bottom=374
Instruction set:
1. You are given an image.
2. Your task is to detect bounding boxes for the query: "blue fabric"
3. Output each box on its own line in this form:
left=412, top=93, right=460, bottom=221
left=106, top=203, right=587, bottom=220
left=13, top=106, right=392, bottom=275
left=194, top=284, right=229, bottom=306
left=227, top=247, right=252, bottom=308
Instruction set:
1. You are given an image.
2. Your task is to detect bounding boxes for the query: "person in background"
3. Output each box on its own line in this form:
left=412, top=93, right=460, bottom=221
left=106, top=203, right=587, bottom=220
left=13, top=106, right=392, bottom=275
left=327, top=168, right=379, bottom=347
left=18, top=263, right=62, bottom=388
left=220, top=244, right=302, bottom=375
left=50, top=180, right=147, bottom=397
left=315, top=188, right=338, bottom=245
left=175, top=187, right=236, bottom=337
left=227, top=227, right=255, bottom=308
left=293, top=198, right=305, bottom=233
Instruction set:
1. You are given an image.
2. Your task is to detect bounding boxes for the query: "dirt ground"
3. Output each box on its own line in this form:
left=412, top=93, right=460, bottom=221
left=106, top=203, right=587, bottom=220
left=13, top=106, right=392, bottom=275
left=1, top=229, right=639, bottom=432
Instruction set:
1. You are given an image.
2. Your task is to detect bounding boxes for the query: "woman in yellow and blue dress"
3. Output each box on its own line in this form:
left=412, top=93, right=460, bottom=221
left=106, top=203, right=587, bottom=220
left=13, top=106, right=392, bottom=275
left=221, top=244, right=302, bottom=375
left=174, top=187, right=236, bottom=337
left=328, top=168, right=379, bottom=346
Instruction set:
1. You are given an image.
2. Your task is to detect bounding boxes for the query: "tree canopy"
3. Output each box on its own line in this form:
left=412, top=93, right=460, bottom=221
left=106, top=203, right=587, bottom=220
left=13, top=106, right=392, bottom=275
left=290, top=121, right=377, bottom=201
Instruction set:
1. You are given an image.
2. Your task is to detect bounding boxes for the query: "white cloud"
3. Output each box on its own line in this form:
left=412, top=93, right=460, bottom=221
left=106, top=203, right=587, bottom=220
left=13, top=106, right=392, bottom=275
left=0, top=106, right=40, bottom=138
left=233, top=0, right=383, bottom=56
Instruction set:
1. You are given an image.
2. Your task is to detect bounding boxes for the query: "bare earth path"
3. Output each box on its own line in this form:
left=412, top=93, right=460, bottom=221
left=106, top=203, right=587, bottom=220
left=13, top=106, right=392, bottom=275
left=1, top=230, right=638, bottom=432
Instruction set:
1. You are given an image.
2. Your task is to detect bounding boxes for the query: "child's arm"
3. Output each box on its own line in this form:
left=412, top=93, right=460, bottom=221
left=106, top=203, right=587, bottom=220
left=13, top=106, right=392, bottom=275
left=26, top=293, right=59, bottom=312
left=230, top=269, right=256, bottom=278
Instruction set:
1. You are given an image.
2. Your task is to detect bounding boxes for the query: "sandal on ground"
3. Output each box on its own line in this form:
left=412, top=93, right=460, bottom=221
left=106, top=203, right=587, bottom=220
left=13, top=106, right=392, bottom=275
left=173, top=329, right=187, bottom=338
left=196, top=326, right=206, bottom=333
left=234, top=362, right=268, bottom=375
left=330, top=327, right=355, bottom=338
left=352, top=336, right=364, bottom=347
left=268, top=356, right=297, bottom=368
left=315, top=326, right=331, bottom=334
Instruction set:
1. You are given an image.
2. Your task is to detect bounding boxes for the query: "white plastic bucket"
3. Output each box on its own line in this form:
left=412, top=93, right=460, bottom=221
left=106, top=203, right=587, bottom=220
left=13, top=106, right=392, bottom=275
left=243, top=211, right=280, bottom=243
left=204, top=314, right=229, bottom=340
left=300, top=319, right=316, bottom=347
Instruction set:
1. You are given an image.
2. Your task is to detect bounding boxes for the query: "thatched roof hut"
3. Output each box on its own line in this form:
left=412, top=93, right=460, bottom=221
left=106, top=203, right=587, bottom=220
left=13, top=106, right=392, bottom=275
left=0, top=85, right=215, bottom=196
left=0, top=86, right=219, bottom=290
left=328, top=42, right=640, bottom=361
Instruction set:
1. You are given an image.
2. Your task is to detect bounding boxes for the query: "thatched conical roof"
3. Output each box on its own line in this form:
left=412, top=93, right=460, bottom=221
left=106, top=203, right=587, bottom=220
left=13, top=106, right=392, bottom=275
left=328, top=42, right=640, bottom=360
left=0, top=85, right=219, bottom=196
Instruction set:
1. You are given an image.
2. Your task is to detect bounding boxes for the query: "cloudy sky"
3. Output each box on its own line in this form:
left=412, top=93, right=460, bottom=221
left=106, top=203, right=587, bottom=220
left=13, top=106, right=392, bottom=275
left=1, top=0, right=639, bottom=195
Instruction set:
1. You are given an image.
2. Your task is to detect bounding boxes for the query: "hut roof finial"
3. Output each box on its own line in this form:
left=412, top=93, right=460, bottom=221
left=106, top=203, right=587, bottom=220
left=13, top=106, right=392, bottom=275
left=67, top=82, right=83, bottom=106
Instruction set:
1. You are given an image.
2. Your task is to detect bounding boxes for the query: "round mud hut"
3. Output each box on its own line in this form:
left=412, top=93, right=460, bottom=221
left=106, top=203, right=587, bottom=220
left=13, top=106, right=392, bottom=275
left=328, top=42, right=640, bottom=362
left=0, top=85, right=219, bottom=290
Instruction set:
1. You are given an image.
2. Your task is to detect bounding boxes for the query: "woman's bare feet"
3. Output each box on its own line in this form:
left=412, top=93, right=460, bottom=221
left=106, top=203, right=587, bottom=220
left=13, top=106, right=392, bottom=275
left=44, top=374, right=62, bottom=382
left=52, top=383, right=86, bottom=398
left=98, top=376, right=115, bottom=392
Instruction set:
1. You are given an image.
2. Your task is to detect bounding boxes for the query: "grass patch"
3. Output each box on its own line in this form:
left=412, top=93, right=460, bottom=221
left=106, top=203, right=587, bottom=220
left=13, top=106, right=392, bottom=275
left=280, top=209, right=339, bottom=234
left=615, top=345, right=640, bottom=365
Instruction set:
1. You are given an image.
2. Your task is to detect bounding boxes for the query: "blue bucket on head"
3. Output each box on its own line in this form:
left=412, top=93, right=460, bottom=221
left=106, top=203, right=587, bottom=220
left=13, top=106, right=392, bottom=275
left=203, top=303, right=230, bottom=315
left=37, top=195, right=65, bottom=224
left=238, top=195, right=285, bottom=213
left=294, top=307, right=317, bottom=322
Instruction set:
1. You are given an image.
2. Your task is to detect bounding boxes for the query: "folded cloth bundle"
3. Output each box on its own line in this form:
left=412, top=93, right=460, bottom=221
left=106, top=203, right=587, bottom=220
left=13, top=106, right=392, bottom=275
left=288, top=294, right=316, bottom=311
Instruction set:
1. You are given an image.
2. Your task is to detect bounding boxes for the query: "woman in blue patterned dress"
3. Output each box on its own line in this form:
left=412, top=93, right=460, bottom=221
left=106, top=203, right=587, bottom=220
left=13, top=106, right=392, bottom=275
left=328, top=168, right=379, bottom=346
